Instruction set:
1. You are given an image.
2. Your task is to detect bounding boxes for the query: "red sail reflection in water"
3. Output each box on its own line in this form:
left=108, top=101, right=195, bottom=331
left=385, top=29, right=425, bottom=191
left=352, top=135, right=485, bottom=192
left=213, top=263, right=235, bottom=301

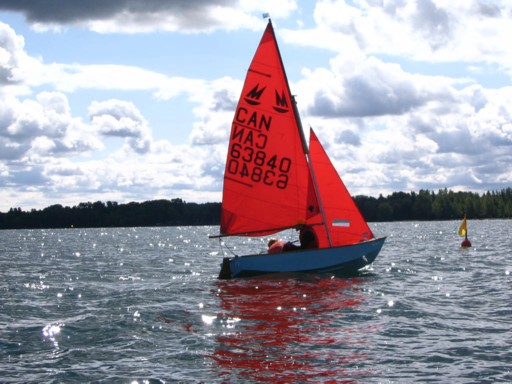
left=209, top=275, right=376, bottom=382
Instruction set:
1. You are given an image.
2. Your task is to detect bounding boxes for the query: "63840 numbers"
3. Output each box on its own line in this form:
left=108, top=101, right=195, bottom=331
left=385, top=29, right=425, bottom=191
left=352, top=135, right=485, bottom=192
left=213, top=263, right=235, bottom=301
left=227, top=143, right=291, bottom=189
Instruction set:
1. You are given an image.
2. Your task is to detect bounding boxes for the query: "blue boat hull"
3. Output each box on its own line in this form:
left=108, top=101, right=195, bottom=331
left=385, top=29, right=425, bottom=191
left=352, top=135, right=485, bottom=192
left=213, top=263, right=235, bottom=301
left=219, top=237, right=386, bottom=279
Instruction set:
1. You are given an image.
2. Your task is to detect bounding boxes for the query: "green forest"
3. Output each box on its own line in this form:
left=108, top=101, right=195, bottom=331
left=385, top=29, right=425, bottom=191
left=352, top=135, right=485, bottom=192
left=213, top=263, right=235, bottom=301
left=1, top=188, right=511, bottom=230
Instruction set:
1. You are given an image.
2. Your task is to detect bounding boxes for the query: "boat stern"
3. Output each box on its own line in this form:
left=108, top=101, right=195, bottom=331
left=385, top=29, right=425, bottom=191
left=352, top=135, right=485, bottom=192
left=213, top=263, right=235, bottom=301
left=218, top=257, right=232, bottom=279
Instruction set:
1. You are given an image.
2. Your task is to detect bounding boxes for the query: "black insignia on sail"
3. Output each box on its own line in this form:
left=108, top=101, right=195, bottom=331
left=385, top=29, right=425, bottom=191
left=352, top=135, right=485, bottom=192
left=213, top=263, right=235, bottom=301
left=273, top=89, right=289, bottom=113
left=244, top=84, right=266, bottom=105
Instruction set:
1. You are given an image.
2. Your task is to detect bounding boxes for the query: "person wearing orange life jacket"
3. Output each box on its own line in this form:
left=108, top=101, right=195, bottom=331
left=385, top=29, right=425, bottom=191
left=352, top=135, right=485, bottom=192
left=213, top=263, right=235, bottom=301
left=267, top=238, right=286, bottom=254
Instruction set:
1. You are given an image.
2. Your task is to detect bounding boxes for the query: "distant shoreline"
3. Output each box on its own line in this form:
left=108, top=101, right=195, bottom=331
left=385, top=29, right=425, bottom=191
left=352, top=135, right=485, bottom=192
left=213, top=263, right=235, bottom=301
left=1, top=188, right=511, bottom=230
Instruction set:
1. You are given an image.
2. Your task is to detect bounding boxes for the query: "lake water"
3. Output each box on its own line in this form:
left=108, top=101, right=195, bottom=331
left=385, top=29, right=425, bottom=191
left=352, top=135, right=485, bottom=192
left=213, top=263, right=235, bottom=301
left=1, top=220, right=511, bottom=383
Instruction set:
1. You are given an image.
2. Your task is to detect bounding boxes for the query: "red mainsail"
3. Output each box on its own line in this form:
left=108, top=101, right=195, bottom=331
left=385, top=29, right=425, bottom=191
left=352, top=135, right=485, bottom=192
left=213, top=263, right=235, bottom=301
left=308, top=129, right=374, bottom=247
left=220, top=21, right=318, bottom=236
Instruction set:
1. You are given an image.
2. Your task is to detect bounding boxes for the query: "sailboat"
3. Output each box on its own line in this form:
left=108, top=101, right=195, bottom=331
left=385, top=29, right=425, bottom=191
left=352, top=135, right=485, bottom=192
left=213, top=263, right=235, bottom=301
left=211, top=19, right=386, bottom=279
left=458, top=214, right=472, bottom=247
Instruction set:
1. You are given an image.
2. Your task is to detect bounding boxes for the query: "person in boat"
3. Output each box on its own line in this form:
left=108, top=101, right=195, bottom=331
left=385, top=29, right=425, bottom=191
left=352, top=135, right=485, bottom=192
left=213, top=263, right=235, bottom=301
left=299, top=226, right=319, bottom=249
left=267, top=238, right=286, bottom=254
left=282, top=225, right=319, bottom=251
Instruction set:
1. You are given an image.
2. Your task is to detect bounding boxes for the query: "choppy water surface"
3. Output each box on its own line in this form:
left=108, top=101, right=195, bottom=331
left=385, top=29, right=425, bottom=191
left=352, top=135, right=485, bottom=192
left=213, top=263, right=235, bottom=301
left=1, top=221, right=511, bottom=383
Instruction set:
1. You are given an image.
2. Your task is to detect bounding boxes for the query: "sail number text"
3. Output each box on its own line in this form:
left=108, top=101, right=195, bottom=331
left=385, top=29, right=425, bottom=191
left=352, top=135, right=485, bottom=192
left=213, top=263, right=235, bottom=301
left=227, top=142, right=291, bottom=189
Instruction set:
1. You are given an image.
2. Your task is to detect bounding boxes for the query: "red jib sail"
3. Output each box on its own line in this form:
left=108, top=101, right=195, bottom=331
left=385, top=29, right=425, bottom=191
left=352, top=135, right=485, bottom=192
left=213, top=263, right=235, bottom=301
left=220, top=21, right=318, bottom=236
left=308, top=129, right=374, bottom=247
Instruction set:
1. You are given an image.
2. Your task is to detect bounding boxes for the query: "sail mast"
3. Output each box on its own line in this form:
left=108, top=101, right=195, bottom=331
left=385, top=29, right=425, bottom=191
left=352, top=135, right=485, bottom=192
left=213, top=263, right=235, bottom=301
left=268, top=19, right=333, bottom=247
left=291, top=98, right=333, bottom=247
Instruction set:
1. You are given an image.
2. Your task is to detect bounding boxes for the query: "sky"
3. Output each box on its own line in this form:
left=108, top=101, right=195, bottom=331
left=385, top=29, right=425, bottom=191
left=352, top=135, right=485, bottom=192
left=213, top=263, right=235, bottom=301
left=0, top=0, right=511, bottom=212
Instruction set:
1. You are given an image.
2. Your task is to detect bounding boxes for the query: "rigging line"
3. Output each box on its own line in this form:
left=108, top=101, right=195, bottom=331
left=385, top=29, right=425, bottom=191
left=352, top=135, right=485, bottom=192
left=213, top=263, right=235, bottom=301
left=218, top=237, right=238, bottom=257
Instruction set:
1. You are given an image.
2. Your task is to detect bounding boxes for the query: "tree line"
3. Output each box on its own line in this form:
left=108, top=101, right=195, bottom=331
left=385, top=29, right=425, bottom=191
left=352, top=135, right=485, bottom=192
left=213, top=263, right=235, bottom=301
left=356, top=188, right=512, bottom=222
left=0, top=198, right=220, bottom=230
left=0, top=188, right=511, bottom=230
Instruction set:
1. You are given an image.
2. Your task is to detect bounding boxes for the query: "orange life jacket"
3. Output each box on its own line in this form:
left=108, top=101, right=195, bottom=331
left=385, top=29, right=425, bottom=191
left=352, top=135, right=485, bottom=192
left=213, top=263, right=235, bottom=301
left=268, top=240, right=286, bottom=254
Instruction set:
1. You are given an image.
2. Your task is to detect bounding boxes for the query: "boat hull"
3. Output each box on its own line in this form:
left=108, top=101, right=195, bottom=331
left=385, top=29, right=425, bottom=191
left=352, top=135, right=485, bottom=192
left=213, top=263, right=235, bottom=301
left=219, top=237, right=386, bottom=279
